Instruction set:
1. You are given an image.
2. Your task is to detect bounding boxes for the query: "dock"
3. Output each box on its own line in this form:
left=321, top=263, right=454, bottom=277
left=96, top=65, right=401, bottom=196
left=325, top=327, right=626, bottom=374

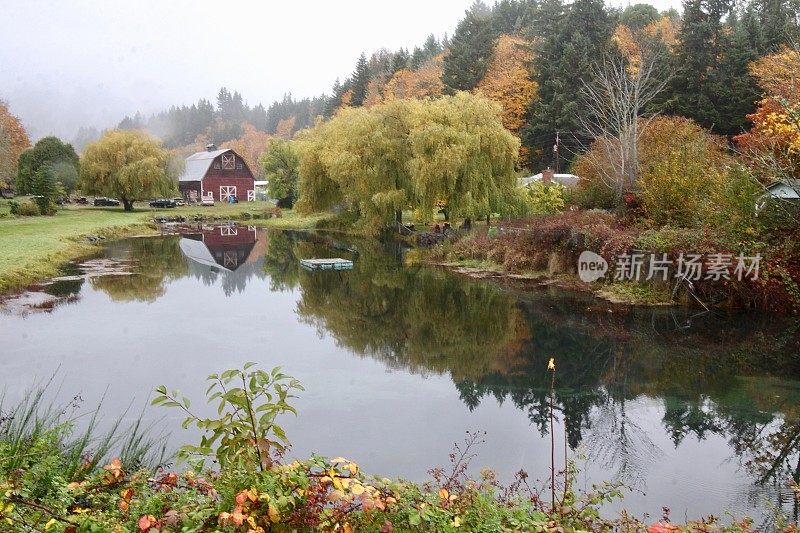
left=299, top=258, right=354, bottom=271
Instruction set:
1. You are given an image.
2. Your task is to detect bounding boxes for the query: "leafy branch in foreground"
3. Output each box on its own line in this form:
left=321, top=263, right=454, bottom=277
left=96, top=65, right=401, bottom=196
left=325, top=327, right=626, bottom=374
left=152, top=363, right=304, bottom=472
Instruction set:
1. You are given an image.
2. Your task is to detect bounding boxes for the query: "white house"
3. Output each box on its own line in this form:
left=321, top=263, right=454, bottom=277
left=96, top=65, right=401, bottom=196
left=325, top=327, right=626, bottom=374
left=764, top=179, right=800, bottom=200
left=518, top=168, right=582, bottom=188
left=756, top=178, right=799, bottom=211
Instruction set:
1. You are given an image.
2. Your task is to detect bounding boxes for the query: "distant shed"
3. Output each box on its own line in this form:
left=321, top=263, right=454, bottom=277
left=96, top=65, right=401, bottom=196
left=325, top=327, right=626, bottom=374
left=178, top=144, right=256, bottom=202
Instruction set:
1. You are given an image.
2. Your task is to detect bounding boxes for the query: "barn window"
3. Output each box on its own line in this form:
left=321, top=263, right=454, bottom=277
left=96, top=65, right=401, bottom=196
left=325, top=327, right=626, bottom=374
left=222, top=154, right=235, bottom=170
left=213, top=162, right=221, bottom=170
left=237, top=162, right=243, bottom=170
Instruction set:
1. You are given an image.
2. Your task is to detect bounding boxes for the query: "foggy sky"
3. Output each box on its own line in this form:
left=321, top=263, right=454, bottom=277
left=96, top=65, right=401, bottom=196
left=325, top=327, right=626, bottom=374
left=0, top=0, right=679, bottom=142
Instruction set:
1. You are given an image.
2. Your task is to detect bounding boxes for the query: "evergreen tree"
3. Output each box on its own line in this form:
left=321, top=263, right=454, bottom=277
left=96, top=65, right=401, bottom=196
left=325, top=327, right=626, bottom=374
left=391, top=48, right=410, bottom=73
left=410, top=46, right=427, bottom=70
left=351, top=53, right=370, bottom=107
left=665, top=0, right=733, bottom=132
left=30, top=163, right=61, bottom=215
left=522, top=0, right=613, bottom=169
left=442, top=1, right=496, bottom=92
left=423, top=34, right=442, bottom=58
left=715, top=14, right=761, bottom=134
left=619, top=3, right=660, bottom=31
left=492, top=0, right=536, bottom=34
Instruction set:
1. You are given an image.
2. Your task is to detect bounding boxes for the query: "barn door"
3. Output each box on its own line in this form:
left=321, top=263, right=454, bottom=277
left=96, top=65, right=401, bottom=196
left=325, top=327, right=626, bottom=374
left=247, top=190, right=255, bottom=202
left=219, top=186, right=237, bottom=201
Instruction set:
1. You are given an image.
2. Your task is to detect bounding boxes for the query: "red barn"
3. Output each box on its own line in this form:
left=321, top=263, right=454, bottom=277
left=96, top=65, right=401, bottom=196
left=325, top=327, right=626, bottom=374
left=178, top=144, right=255, bottom=202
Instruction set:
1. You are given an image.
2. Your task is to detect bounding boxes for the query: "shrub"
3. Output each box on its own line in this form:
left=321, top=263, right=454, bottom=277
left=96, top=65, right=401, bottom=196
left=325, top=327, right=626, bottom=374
left=8, top=200, right=20, bottom=215
left=17, top=200, right=40, bottom=216
left=523, top=181, right=565, bottom=214
left=563, top=177, right=616, bottom=210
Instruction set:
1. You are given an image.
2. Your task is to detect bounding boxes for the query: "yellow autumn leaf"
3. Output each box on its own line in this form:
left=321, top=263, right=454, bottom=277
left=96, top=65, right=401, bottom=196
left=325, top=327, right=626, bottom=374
left=438, top=488, right=449, bottom=500
left=548, top=358, right=555, bottom=371
left=454, top=516, right=461, bottom=527
left=351, top=483, right=366, bottom=496
left=331, top=457, right=348, bottom=464
left=333, top=477, right=344, bottom=491
left=268, top=503, right=280, bottom=523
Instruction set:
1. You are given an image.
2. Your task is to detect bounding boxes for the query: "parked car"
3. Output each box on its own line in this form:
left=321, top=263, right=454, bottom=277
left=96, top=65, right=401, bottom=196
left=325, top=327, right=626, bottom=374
left=149, top=198, right=177, bottom=208
left=94, top=197, right=120, bottom=206
left=172, top=197, right=186, bottom=206
left=76, top=197, right=88, bottom=205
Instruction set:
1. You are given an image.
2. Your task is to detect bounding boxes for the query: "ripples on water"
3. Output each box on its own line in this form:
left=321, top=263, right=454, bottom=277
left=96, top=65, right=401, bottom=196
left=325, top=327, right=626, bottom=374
left=1, top=224, right=799, bottom=525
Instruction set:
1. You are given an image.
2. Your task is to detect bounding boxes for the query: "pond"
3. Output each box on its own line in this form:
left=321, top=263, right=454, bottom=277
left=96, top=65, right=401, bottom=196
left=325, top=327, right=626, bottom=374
left=1, top=224, right=799, bottom=525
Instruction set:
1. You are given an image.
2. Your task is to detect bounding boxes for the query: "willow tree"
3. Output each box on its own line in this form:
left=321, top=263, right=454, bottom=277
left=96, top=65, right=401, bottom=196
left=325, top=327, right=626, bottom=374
left=296, top=100, right=417, bottom=229
left=409, top=92, right=520, bottom=225
left=297, top=93, right=519, bottom=229
left=80, top=130, right=174, bottom=211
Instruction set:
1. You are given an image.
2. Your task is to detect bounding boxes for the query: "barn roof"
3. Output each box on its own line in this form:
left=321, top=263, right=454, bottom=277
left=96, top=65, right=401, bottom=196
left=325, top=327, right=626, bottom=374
left=177, top=148, right=231, bottom=182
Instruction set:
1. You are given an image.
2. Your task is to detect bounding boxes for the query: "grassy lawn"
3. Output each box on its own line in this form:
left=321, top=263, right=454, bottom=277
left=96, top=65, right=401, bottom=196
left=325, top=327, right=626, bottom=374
left=0, top=199, right=333, bottom=292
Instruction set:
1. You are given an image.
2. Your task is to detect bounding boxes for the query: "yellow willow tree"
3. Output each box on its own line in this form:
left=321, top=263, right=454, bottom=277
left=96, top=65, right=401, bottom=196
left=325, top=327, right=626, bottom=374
left=296, top=93, right=519, bottom=229
left=80, top=130, right=174, bottom=211
left=409, top=92, right=520, bottom=225
left=295, top=99, right=417, bottom=229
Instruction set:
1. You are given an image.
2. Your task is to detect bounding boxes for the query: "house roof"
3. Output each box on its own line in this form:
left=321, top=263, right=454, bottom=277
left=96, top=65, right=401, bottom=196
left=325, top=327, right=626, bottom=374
left=765, top=178, right=800, bottom=199
left=518, top=173, right=582, bottom=187
left=766, top=178, right=800, bottom=190
left=177, top=148, right=231, bottom=183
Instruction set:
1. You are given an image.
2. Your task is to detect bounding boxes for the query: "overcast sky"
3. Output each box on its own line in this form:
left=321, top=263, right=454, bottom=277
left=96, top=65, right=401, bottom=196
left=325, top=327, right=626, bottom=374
left=0, top=0, right=680, bottom=141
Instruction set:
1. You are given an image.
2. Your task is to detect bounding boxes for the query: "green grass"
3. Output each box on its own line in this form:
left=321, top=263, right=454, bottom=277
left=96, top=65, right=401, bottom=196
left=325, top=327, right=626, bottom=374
left=0, top=199, right=334, bottom=292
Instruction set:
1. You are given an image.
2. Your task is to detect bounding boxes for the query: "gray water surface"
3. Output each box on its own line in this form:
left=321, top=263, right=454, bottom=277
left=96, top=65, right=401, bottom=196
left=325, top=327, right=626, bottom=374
left=1, top=225, right=799, bottom=525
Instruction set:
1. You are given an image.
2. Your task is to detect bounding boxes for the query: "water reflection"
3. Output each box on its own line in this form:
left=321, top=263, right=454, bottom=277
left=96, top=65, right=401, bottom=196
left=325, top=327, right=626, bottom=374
left=4, top=226, right=798, bottom=520
left=259, top=230, right=800, bottom=516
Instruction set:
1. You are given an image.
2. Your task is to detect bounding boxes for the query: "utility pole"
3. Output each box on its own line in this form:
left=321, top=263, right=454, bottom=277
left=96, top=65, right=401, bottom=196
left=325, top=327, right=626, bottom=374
left=553, top=132, right=560, bottom=174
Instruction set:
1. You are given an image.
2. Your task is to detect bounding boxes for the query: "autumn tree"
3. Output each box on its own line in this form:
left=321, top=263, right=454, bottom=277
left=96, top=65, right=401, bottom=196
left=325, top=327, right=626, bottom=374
left=259, top=138, right=299, bottom=208
left=383, top=55, right=445, bottom=101
left=409, top=92, right=520, bottom=225
left=577, top=48, right=670, bottom=200
left=80, top=130, right=174, bottom=211
left=222, top=124, right=271, bottom=179
left=476, top=35, right=538, bottom=163
left=16, top=136, right=80, bottom=194
left=0, top=101, right=31, bottom=190
left=296, top=93, right=519, bottom=229
left=573, top=115, right=732, bottom=224
left=735, top=45, right=800, bottom=179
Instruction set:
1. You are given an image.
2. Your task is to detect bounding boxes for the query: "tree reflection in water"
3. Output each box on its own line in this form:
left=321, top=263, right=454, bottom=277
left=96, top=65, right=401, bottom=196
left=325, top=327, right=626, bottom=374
left=262, top=231, right=800, bottom=512
left=91, top=228, right=800, bottom=516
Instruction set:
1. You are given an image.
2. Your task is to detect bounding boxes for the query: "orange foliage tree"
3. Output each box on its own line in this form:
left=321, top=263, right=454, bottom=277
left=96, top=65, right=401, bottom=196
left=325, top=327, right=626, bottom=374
left=0, top=101, right=31, bottom=189
left=735, top=46, right=800, bottom=178
left=222, top=124, right=272, bottom=179
left=275, top=116, right=297, bottom=139
left=475, top=35, right=537, bottom=135
left=383, top=55, right=445, bottom=101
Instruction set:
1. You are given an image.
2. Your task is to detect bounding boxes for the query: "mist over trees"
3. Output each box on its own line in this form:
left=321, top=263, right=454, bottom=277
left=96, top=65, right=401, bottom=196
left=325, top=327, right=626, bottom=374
left=46, top=0, right=797, bottom=183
